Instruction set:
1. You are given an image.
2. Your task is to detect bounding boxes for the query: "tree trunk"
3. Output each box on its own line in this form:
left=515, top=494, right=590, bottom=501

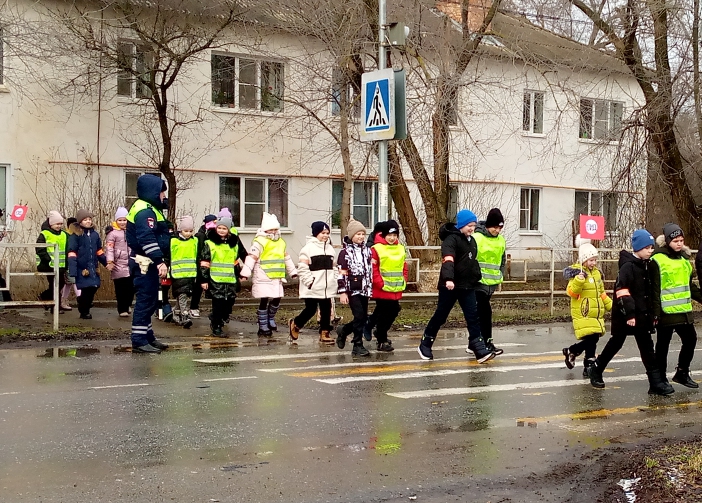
left=154, top=89, right=176, bottom=217
left=694, top=0, right=702, bottom=148
left=339, top=73, right=353, bottom=237
left=388, top=142, right=422, bottom=246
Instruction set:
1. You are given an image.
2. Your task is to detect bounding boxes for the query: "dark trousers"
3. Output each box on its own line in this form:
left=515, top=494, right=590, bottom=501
left=211, top=297, right=236, bottom=328
left=258, top=297, right=281, bottom=310
left=40, top=269, right=66, bottom=302
left=294, top=298, right=332, bottom=332
left=424, top=287, right=482, bottom=346
left=113, top=276, right=134, bottom=314
left=130, top=261, right=158, bottom=347
left=569, top=333, right=600, bottom=363
left=597, top=330, right=657, bottom=372
left=372, top=299, right=401, bottom=343
left=77, top=286, right=97, bottom=316
left=656, top=323, right=698, bottom=373
left=190, top=282, right=202, bottom=310
left=475, top=289, right=493, bottom=342
left=340, top=295, right=369, bottom=345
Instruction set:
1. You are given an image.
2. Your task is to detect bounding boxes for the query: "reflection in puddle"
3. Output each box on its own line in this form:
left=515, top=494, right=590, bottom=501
left=38, top=347, right=101, bottom=358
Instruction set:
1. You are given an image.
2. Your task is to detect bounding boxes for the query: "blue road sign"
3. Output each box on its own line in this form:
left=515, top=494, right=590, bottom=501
left=360, top=69, right=396, bottom=141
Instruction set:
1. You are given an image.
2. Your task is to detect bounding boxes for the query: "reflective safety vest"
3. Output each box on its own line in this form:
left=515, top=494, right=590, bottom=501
left=36, top=230, right=67, bottom=268
left=652, top=253, right=693, bottom=314
left=373, top=243, right=406, bottom=292
left=254, top=236, right=287, bottom=279
left=473, top=232, right=506, bottom=286
left=126, top=199, right=165, bottom=224
left=170, top=238, right=198, bottom=279
left=205, top=240, right=238, bottom=284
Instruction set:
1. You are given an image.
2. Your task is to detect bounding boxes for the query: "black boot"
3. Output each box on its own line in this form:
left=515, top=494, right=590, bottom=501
left=466, top=337, right=495, bottom=363
left=672, top=367, right=699, bottom=388
left=647, top=369, right=675, bottom=396
left=587, top=361, right=605, bottom=388
left=583, top=358, right=596, bottom=378
left=418, top=333, right=435, bottom=360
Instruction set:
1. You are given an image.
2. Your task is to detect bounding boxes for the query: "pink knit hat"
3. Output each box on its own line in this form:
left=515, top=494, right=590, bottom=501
left=48, top=211, right=63, bottom=226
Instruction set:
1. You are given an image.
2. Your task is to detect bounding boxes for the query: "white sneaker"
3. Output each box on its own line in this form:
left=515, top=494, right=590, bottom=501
left=190, top=309, right=200, bottom=318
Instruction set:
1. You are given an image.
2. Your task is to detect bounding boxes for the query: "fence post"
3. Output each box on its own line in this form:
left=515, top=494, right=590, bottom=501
left=52, top=243, right=59, bottom=331
left=549, top=248, right=555, bottom=315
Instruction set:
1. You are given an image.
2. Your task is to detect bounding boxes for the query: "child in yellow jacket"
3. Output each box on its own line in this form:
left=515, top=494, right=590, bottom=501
left=562, top=239, right=613, bottom=376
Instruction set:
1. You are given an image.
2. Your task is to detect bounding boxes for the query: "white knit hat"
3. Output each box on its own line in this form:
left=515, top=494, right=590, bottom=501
left=579, top=243, right=598, bottom=264
left=260, top=212, right=280, bottom=231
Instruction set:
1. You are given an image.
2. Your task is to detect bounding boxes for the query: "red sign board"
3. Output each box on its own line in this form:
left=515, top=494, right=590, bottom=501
left=579, top=214, right=605, bottom=240
left=10, top=205, right=28, bottom=221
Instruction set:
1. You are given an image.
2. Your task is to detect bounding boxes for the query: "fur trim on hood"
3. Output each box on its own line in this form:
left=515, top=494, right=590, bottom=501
left=69, top=222, right=96, bottom=236
left=655, top=234, right=692, bottom=258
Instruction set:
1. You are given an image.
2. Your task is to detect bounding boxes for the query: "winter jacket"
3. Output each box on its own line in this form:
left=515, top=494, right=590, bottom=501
left=241, top=231, right=297, bottom=299
left=297, top=236, right=337, bottom=299
left=125, top=174, right=170, bottom=265
left=437, top=223, right=481, bottom=290
left=611, top=250, right=661, bottom=336
left=652, top=236, right=702, bottom=327
left=564, top=263, right=612, bottom=339
left=337, top=236, right=373, bottom=297
left=105, top=223, right=131, bottom=280
left=199, top=228, right=247, bottom=301
left=474, top=224, right=506, bottom=295
left=36, top=219, right=67, bottom=273
left=67, top=223, right=107, bottom=289
left=371, top=233, right=408, bottom=300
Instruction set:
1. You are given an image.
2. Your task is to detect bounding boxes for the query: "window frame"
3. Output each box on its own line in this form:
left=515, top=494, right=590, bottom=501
left=522, top=90, right=545, bottom=135
left=330, top=68, right=360, bottom=120
left=331, top=180, right=379, bottom=229
left=218, top=175, right=289, bottom=228
left=116, top=41, right=153, bottom=99
left=211, top=53, right=285, bottom=113
left=124, top=169, right=161, bottom=209
left=0, top=164, right=8, bottom=228
left=574, top=190, right=618, bottom=230
left=579, top=98, right=624, bottom=141
left=519, top=187, right=541, bottom=232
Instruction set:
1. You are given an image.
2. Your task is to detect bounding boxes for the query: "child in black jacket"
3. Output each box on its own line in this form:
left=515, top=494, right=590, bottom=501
left=587, top=229, right=674, bottom=396
left=418, top=209, right=493, bottom=363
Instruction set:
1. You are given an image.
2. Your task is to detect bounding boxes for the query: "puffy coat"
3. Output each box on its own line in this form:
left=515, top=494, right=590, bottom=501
left=125, top=174, right=170, bottom=265
left=437, top=223, right=481, bottom=289
left=371, top=233, right=408, bottom=300
left=198, top=229, right=247, bottom=301
left=611, top=250, right=661, bottom=336
left=67, top=223, right=107, bottom=289
left=105, top=223, right=130, bottom=279
left=297, top=236, right=337, bottom=299
left=241, top=231, right=297, bottom=299
left=337, top=236, right=373, bottom=297
left=652, top=235, right=702, bottom=327
left=36, top=219, right=67, bottom=273
left=564, top=263, right=612, bottom=339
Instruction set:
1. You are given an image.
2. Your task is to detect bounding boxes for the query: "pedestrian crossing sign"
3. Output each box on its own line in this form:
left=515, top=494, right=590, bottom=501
left=361, top=69, right=396, bottom=141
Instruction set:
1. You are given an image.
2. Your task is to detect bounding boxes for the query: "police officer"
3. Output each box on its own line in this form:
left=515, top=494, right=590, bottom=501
left=126, top=174, right=171, bottom=353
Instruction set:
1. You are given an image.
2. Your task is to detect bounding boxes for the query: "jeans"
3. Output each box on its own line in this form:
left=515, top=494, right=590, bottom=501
left=113, top=276, right=134, bottom=314
left=340, top=295, right=369, bottom=345
left=423, top=287, right=482, bottom=346
left=372, top=299, right=401, bottom=343
left=294, top=298, right=332, bottom=332
left=655, top=323, right=698, bottom=373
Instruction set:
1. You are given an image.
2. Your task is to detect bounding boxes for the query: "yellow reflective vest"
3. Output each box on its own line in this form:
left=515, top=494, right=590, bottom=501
left=652, top=253, right=693, bottom=314
left=254, top=236, right=287, bottom=279
left=473, top=232, right=506, bottom=286
left=36, top=230, right=67, bottom=268
left=170, top=237, right=198, bottom=279
left=205, top=240, right=238, bottom=284
left=126, top=199, right=165, bottom=223
left=373, top=243, right=406, bottom=292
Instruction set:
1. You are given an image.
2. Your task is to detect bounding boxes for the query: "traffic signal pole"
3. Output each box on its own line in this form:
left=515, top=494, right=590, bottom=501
left=378, top=0, right=389, bottom=221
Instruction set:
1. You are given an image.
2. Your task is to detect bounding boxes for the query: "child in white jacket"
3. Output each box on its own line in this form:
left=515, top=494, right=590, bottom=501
left=289, top=221, right=337, bottom=343
left=240, top=212, right=298, bottom=336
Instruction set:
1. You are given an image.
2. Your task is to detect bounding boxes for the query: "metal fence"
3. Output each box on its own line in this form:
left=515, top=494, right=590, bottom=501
left=0, top=243, right=61, bottom=330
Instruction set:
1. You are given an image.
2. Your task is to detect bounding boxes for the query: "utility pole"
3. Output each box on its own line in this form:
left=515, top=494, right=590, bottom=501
left=377, top=0, right=389, bottom=221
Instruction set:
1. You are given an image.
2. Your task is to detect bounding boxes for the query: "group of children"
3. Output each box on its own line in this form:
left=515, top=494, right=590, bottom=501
left=563, top=224, right=701, bottom=396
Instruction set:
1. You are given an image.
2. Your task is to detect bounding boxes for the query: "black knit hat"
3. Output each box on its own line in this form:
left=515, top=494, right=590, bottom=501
left=382, top=220, right=400, bottom=237
left=485, top=208, right=504, bottom=228
left=311, top=221, right=330, bottom=237
left=663, top=223, right=683, bottom=244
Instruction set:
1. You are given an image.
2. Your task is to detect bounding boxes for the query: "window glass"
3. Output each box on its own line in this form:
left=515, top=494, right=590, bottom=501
left=268, top=178, right=288, bottom=227
left=522, top=93, right=531, bottom=131
left=529, top=189, right=539, bottom=231
left=0, top=166, right=7, bottom=219
left=125, top=170, right=160, bottom=208
left=532, top=92, right=544, bottom=133
left=353, top=181, right=373, bottom=228
left=590, top=192, right=602, bottom=215
left=261, top=62, right=284, bottom=112
left=579, top=98, right=593, bottom=139
left=134, top=47, right=152, bottom=99
left=211, top=55, right=236, bottom=107
left=219, top=176, right=241, bottom=226
left=610, top=102, right=623, bottom=133
left=604, top=192, right=618, bottom=228
left=117, top=43, right=133, bottom=97
left=239, top=58, right=257, bottom=109
left=519, top=188, right=529, bottom=229
left=331, top=180, right=343, bottom=228
left=574, top=191, right=589, bottom=221
left=594, top=100, right=609, bottom=139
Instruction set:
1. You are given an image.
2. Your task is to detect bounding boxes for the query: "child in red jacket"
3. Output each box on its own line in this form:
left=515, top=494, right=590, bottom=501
left=370, top=220, right=408, bottom=352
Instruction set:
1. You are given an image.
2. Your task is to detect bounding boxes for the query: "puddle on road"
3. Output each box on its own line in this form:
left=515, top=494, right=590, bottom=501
left=38, top=347, right=101, bottom=358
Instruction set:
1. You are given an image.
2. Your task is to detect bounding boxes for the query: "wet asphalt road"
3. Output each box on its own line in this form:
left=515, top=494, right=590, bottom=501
left=2, top=319, right=702, bottom=502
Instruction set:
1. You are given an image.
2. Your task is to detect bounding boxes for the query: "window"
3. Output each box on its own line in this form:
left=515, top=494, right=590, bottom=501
left=523, top=91, right=544, bottom=134
left=579, top=98, right=623, bottom=140
left=125, top=170, right=160, bottom=209
left=331, top=180, right=379, bottom=229
left=575, top=190, right=618, bottom=228
left=519, top=187, right=540, bottom=231
left=0, top=165, right=7, bottom=225
left=117, top=42, right=153, bottom=99
left=211, top=54, right=284, bottom=112
left=331, top=68, right=360, bottom=118
left=219, top=176, right=288, bottom=227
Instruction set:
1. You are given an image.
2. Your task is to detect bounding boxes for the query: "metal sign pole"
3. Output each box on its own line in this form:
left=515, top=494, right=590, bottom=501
left=378, top=0, right=389, bottom=221
left=52, top=243, right=59, bottom=331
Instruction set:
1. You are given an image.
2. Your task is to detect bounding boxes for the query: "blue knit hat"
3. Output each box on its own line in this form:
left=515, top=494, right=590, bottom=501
left=631, top=229, right=654, bottom=252
left=456, top=209, right=478, bottom=229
